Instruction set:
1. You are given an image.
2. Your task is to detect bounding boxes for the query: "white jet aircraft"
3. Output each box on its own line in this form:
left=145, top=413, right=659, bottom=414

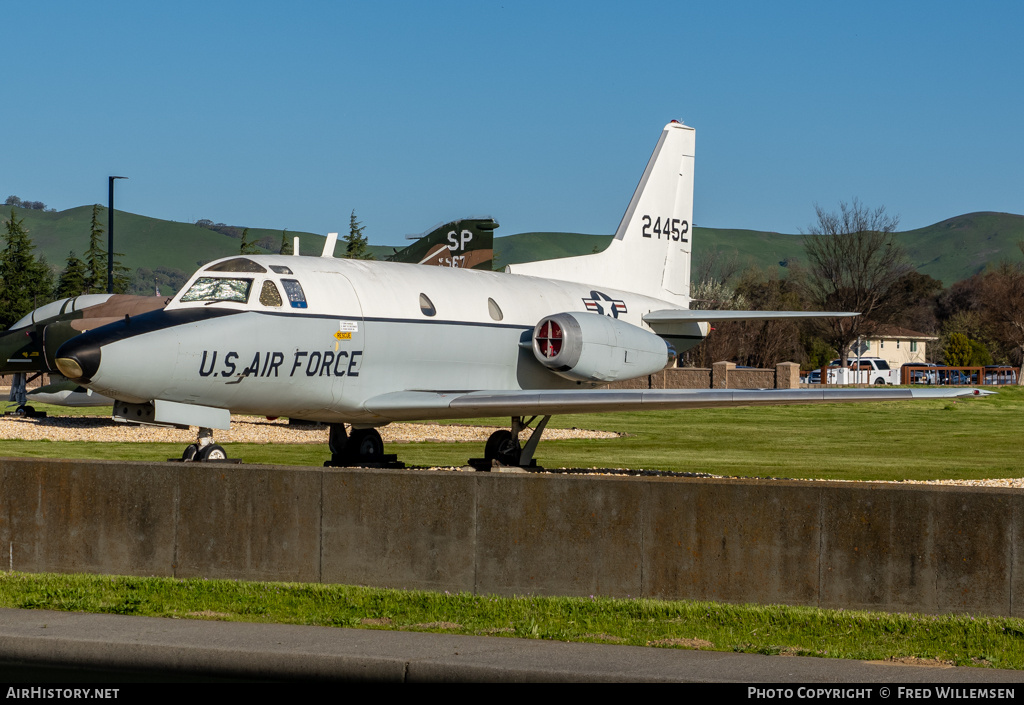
left=54, top=121, right=987, bottom=465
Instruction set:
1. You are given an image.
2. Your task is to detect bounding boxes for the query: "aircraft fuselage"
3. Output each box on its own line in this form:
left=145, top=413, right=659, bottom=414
left=58, top=256, right=689, bottom=425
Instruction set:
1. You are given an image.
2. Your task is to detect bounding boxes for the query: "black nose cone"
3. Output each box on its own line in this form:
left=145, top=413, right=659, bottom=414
left=55, top=335, right=102, bottom=382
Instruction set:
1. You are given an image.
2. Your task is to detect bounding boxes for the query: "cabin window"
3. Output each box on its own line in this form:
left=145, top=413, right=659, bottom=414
left=487, top=298, right=503, bottom=321
left=281, top=279, right=308, bottom=309
left=180, top=277, right=252, bottom=303
left=206, top=258, right=267, bottom=273
left=419, top=293, right=436, bottom=317
left=270, top=265, right=293, bottom=275
left=259, top=280, right=283, bottom=307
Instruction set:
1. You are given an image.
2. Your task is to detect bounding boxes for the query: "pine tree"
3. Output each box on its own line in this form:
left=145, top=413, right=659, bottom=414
left=56, top=250, right=88, bottom=298
left=239, top=227, right=261, bottom=255
left=110, top=256, right=132, bottom=294
left=82, top=204, right=131, bottom=293
left=343, top=210, right=373, bottom=260
left=0, top=208, right=54, bottom=329
left=83, top=204, right=106, bottom=293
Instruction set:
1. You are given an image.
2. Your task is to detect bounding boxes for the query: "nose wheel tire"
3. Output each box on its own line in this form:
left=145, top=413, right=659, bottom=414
left=196, top=444, right=227, bottom=462
left=182, top=444, right=199, bottom=461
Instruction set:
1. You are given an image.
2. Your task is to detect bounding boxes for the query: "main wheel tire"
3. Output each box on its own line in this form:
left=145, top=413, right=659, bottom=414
left=196, top=444, right=227, bottom=462
left=181, top=444, right=199, bottom=462
left=484, top=430, right=521, bottom=466
left=14, top=405, right=34, bottom=417
left=349, top=428, right=384, bottom=463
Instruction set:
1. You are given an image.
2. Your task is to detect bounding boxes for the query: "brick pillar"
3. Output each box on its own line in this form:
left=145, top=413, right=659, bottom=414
left=712, top=361, right=735, bottom=389
left=775, top=362, right=801, bottom=389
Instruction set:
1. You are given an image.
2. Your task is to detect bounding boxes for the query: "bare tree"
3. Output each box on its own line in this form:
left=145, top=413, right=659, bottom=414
left=977, top=260, right=1024, bottom=382
left=692, top=248, right=744, bottom=290
left=734, top=269, right=811, bottom=368
left=682, top=280, right=749, bottom=367
left=801, top=199, right=911, bottom=366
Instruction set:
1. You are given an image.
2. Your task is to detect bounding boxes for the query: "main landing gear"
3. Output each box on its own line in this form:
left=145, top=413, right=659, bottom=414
left=324, top=423, right=401, bottom=467
left=474, top=415, right=551, bottom=470
left=180, top=427, right=228, bottom=462
left=323, top=416, right=552, bottom=470
left=5, top=373, right=45, bottom=418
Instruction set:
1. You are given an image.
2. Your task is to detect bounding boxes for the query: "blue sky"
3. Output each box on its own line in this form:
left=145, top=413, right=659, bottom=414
left=4, top=1, right=1022, bottom=244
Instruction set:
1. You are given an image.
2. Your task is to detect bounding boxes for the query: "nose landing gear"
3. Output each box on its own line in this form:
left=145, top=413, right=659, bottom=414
left=180, top=427, right=229, bottom=462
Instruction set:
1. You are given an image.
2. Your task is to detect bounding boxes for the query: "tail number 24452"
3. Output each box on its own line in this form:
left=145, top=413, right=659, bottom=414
left=641, top=215, right=688, bottom=242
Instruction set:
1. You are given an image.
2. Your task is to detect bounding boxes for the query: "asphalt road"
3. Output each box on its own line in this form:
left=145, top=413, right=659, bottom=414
left=1, top=608, right=1022, bottom=683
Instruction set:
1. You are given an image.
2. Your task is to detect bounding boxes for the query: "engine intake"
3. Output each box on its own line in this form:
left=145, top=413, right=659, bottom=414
left=532, top=312, right=674, bottom=383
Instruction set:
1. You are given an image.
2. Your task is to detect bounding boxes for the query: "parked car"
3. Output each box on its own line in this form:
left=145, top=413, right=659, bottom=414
left=805, top=358, right=898, bottom=385
left=825, top=358, right=899, bottom=385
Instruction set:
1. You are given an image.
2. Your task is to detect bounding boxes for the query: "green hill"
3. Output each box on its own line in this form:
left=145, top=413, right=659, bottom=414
left=0, top=206, right=316, bottom=273
left=4, top=205, right=1023, bottom=293
left=494, top=232, right=613, bottom=267
left=499, top=212, right=1024, bottom=287
left=900, top=212, right=1024, bottom=285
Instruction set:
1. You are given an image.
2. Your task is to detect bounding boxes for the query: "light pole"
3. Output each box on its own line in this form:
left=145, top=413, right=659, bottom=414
left=108, top=176, right=127, bottom=293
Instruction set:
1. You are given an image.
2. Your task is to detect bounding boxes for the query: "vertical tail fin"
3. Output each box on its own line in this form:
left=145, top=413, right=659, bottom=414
left=506, top=121, right=694, bottom=306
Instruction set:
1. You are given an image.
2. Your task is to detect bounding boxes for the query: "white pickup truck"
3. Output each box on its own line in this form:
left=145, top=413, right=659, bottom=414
left=823, top=357, right=900, bottom=385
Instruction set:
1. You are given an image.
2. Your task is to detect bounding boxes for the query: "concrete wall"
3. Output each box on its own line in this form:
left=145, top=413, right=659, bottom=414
left=2, top=457, right=1021, bottom=616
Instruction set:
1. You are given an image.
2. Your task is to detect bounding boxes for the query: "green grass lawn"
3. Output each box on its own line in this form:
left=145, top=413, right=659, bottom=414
left=1, top=572, right=1021, bottom=669
left=2, top=386, right=1020, bottom=481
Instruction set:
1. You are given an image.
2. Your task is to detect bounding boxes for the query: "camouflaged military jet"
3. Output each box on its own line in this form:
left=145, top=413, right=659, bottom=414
left=2, top=294, right=170, bottom=413
left=54, top=121, right=989, bottom=465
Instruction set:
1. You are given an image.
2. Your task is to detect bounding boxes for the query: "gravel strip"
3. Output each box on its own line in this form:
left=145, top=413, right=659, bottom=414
left=0, top=414, right=617, bottom=445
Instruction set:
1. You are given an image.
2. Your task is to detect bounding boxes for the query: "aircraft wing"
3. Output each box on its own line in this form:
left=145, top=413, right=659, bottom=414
left=362, top=387, right=991, bottom=422
left=643, top=309, right=858, bottom=323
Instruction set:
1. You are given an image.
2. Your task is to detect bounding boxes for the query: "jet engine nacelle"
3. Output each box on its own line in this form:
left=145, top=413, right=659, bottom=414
left=532, top=312, right=675, bottom=383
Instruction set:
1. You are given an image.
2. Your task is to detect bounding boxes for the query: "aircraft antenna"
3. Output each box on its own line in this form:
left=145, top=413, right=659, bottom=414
left=321, top=232, right=338, bottom=258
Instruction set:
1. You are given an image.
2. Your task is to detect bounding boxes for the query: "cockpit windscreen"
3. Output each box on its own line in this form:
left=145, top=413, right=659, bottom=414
left=180, top=277, right=253, bottom=303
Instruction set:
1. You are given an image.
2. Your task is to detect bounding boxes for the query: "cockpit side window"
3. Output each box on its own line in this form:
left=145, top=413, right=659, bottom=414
left=259, top=280, right=283, bottom=307
left=419, top=293, right=436, bottom=317
left=180, top=277, right=253, bottom=303
left=281, top=279, right=307, bottom=309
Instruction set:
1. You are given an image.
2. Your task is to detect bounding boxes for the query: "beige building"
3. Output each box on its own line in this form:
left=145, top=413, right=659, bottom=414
left=846, top=325, right=938, bottom=369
